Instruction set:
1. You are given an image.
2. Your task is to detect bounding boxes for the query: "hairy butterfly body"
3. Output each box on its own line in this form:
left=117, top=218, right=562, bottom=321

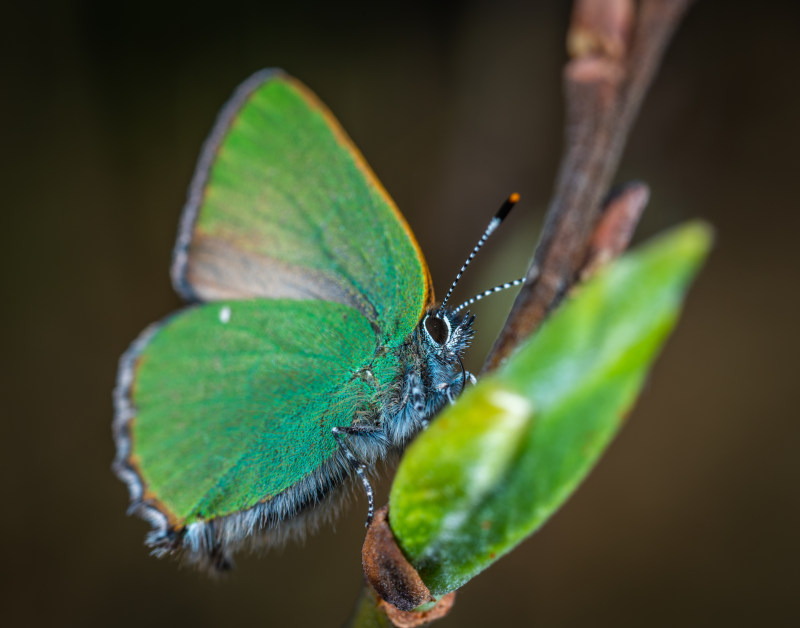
left=113, top=70, right=492, bottom=571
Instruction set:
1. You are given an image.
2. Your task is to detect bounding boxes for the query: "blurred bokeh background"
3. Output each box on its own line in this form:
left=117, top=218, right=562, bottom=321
left=3, top=1, right=798, bottom=626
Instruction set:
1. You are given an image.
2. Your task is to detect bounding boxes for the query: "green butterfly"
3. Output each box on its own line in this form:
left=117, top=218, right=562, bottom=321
left=113, top=69, right=513, bottom=571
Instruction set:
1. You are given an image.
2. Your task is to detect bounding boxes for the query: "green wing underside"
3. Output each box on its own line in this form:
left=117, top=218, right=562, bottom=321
left=174, top=70, right=430, bottom=342
left=131, top=299, right=396, bottom=523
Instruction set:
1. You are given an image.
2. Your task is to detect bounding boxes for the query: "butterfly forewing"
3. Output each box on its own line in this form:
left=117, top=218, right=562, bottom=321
left=126, top=299, right=388, bottom=525
left=172, top=70, right=432, bottom=341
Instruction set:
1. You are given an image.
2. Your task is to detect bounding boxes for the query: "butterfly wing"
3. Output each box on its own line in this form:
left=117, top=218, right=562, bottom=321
left=114, top=299, right=396, bottom=547
left=171, top=69, right=432, bottom=341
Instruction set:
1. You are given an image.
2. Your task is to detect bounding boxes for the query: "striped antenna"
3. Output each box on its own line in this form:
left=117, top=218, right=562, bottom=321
left=439, top=193, right=520, bottom=310
left=453, top=276, right=528, bottom=314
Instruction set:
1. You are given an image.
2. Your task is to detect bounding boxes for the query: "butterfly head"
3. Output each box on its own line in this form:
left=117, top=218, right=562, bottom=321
left=421, top=192, right=519, bottom=367
left=420, top=308, right=475, bottom=364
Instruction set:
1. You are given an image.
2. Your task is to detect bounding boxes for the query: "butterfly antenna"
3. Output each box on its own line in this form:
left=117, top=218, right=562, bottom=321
left=452, top=275, right=531, bottom=314
left=439, top=193, right=520, bottom=311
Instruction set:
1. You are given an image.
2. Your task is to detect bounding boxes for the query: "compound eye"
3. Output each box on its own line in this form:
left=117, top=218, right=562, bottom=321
left=425, top=315, right=449, bottom=346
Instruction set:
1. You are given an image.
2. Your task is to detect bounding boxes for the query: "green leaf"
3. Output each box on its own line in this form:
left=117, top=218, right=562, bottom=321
left=389, top=221, right=713, bottom=596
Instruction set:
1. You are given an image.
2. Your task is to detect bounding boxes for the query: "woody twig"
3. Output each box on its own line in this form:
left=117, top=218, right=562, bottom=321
left=485, top=0, right=694, bottom=371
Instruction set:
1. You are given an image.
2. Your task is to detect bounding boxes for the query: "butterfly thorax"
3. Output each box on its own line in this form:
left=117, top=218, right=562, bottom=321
left=371, top=307, right=476, bottom=452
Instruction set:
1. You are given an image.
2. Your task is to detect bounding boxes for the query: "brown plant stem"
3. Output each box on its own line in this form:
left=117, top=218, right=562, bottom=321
left=362, top=506, right=435, bottom=612
left=581, top=181, right=650, bottom=279
left=484, top=0, right=694, bottom=372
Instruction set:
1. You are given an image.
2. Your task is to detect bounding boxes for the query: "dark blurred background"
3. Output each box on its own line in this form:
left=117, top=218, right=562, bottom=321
left=2, top=1, right=798, bottom=626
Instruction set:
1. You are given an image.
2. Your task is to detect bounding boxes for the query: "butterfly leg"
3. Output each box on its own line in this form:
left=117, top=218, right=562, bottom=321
left=443, top=356, right=478, bottom=404
left=331, top=425, right=379, bottom=526
left=407, top=372, right=426, bottom=416
left=398, top=371, right=434, bottom=430
left=444, top=373, right=476, bottom=403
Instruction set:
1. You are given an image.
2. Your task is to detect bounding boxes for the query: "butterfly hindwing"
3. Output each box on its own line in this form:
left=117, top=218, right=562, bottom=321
left=116, top=299, right=394, bottom=530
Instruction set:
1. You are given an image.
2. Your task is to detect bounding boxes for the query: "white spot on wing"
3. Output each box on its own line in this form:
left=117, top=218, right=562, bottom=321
left=219, top=305, right=231, bottom=324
